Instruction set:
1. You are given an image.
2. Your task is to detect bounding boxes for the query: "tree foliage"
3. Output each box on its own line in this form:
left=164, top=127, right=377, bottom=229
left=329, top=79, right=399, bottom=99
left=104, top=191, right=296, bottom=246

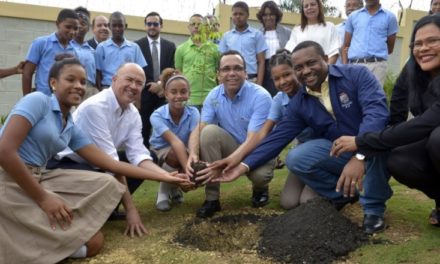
left=279, top=0, right=339, bottom=17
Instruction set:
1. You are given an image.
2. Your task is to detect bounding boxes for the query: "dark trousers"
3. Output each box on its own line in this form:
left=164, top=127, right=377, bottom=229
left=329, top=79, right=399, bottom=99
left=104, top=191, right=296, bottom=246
left=46, top=152, right=144, bottom=194
left=262, top=59, right=278, bottom=97
left=387, top=127, right=440, bottom=204
left=140, top=88, right=166, bottom=148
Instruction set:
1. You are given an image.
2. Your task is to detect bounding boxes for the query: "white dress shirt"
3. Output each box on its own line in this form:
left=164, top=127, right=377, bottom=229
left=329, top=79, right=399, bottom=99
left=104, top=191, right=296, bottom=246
left=58, top=88, right=152, bottom=166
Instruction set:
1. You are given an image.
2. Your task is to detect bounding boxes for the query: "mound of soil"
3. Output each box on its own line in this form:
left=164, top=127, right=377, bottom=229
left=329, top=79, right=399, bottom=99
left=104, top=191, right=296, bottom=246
left=174, top=214, right=270, bottom=252
left=258, top=198, right=368, bottom=263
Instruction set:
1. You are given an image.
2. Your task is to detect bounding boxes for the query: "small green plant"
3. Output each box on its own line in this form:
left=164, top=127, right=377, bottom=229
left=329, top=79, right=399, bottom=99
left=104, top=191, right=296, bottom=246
left=0, top=114, right=8, bottom=126
left=192, top=15, right=222, bottom=44
left=384, top=71, right=397, bottom=105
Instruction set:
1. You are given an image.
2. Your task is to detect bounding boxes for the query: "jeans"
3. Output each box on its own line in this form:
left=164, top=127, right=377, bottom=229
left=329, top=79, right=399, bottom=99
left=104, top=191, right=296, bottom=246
left=286, top=138, right=392, bottom=216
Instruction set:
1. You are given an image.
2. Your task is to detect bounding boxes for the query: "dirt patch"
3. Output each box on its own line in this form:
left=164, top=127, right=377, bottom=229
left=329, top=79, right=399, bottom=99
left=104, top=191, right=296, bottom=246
left=174, top=213, right=270, bottom=252
left=175, top=198, right=367, bottom=263
left=190, top=161, right=208, bottom=185
left=258, top=198, right=368, bottom=264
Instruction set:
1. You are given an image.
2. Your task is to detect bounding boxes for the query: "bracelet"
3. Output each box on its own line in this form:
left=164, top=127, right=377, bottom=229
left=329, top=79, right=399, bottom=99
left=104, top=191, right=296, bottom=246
left=240, top=162, right=250, bottom=173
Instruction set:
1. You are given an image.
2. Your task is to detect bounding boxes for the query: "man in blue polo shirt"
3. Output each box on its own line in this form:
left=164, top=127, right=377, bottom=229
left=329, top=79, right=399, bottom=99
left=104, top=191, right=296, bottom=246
left=341, top=0, right=398, bottom=86
left=213, top=41, right=392, bottom=234
left=219, top=1, right=268, bottom=85
left=95, top=11, right=147, bottom=90
left=188, top=50, right=273, bottom=218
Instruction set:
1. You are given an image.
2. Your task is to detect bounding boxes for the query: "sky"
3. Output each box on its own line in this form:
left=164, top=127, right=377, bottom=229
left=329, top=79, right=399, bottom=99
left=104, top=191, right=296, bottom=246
left=0, top=0, right=431, bottom=21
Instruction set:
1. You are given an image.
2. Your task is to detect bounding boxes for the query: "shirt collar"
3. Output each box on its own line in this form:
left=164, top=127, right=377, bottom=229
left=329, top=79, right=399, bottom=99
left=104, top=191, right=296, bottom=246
left=221, top=80, right=247, bottom=99
left=50, top=94, right=74, bottom=129
left=359, top=5, right=385, bottom=15
left=148, top=36, right=161, bottom=45
left=163, top=104, right=190, bottom=124
left=232, top=25, right=250, bottom=33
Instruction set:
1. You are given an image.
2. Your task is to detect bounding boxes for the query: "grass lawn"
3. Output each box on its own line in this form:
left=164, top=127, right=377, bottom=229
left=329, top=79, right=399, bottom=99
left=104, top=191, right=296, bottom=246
left=66, top=165, right=440, bottom=264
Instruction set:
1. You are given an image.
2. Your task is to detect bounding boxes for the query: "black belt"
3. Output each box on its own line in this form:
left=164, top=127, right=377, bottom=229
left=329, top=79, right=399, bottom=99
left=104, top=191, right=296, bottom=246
left=349, top=57, right=386, bottom=63
left=248, top=74, right=257, bottom=79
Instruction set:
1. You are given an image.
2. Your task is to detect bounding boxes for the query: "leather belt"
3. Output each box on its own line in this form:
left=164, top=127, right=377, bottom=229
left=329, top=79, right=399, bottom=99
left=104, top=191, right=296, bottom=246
left=349, top=57, right=386, bottom=63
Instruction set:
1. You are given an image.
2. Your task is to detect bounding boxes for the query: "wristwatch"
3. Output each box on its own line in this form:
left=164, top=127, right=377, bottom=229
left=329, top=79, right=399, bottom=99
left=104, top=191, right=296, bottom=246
left=355, top=153, right=365, bottom=161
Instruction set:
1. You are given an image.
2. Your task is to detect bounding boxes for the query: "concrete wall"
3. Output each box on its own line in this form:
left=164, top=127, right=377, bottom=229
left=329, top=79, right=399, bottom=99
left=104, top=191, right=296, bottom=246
left=0, top=2, right=429, bottom=116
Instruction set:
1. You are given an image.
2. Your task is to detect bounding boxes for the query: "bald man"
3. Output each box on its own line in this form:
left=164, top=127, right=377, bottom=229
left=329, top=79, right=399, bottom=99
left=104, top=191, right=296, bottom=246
left=87, top=15, right=110, bottom=49
left=48, top=63, right=190, bottom=237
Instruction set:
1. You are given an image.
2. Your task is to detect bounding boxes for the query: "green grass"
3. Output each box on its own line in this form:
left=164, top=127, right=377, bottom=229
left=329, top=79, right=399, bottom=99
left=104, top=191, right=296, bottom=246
left=66, top=161, right=440, bottom=264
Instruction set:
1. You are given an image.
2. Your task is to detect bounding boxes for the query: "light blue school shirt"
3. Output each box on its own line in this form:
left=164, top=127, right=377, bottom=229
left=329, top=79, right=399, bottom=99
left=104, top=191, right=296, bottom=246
left=202, top=80, right=272, bottom=144
left=95, top=38, right=147, bottom=86
left=345, top=6, right=398, bottom=60
left=25, top=32, right=76, bottom=95
left=219, top=26, right=268, bottom=75
left=72, top=40, right=96, bottom=85
left=268, top=91, right=290, bottom=122
left=149, top=104, right=200, bottom=150
left=0, top=93, right=91, bottom=166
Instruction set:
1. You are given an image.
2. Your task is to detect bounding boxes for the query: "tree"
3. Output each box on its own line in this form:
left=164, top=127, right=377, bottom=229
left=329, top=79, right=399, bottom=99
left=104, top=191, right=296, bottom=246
left=279, top=0, right=339, bottom=17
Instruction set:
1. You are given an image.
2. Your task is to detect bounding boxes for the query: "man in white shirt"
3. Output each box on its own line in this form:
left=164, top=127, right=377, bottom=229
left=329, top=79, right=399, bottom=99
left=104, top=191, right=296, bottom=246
left=49, top=63, right=191, bottom=237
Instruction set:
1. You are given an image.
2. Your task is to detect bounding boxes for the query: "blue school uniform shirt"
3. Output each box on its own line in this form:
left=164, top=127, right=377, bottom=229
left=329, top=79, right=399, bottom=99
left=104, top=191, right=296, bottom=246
left=0, top=93, right=91, bottom=166
left=95, top=38, right=147, bottom=86
left=25, top=32, right=76, bottom=95
left=149, top=104, right=200, bottom=150
left=219, top=26, right=268, bottom=75
left=345, top=6, right=398, bottom=60
left=268, top=91, right=290, bottom=122
left=201, top=80, right=272, bottom=144
left=72, top=40, right=96, bottom=85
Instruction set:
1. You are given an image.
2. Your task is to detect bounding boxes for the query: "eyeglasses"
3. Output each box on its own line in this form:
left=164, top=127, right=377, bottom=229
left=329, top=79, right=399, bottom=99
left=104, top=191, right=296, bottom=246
left=410, top=37, right=440, bottom=51
left=219, top=65, right=245, bottom=73
left=145, top=22, right=160, bottom=27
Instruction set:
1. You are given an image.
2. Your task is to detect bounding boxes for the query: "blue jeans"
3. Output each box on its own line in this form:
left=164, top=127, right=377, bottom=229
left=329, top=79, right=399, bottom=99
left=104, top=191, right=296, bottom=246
left=286, top=139, right=392, bottom=216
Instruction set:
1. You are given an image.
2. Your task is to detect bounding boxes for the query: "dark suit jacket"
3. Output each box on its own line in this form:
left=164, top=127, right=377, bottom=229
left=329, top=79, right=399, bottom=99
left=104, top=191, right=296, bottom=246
left=87, top=38, right=98, bottom=49
left=135, top=36, right=176, bottom=147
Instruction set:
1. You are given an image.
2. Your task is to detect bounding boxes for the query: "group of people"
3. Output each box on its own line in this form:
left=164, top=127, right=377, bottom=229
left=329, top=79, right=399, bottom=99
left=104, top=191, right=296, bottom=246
left=1, top=0, right=440, bottom=263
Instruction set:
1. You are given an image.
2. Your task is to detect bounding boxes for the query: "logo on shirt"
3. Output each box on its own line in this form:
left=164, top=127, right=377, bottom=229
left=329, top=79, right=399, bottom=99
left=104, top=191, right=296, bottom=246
left=338, top=92, right=352, bottom=109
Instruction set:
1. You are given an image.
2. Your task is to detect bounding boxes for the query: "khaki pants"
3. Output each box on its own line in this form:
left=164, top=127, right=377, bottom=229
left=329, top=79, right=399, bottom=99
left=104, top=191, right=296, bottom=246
left=199, top=124, right=275, bottom=200
left=353, top=60, right=388, bottom=87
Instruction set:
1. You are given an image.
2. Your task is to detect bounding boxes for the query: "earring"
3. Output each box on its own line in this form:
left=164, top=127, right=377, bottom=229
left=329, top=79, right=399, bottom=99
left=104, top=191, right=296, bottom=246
left=51, top=86, right=56, bottom=91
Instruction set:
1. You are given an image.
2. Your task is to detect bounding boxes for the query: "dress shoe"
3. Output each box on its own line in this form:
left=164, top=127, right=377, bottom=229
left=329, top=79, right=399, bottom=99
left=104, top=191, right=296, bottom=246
left=156, top=200, right=171, bottom=211
left=331, top=193, right=359, bottom=211
left=196, top=200, right=221, bottom=218
left=252, top=187, right=269, bottom=208
left=362, top=214, right=386, bottom=234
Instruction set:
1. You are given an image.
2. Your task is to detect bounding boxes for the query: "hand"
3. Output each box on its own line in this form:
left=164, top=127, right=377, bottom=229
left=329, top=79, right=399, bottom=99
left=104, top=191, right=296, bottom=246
left=38, top=193, right=73, bottom=231
left=15, top=61, right=25, bottom=74
left=147, top=82, right=164, bottom=97
left=209, top=156, right=240, bottom=173
left=336, top=157, right=365, bottom=198
left=330, top=136, right=358, bottom=157
left=170, top=172, right=196, bottom=191
left=194, top=165, right=222, bottom=186
left=185, top=153, right=198, bottom=176
left=124, top=208, right=148, bottom=238
left=211, top=163, right=247, bottom=183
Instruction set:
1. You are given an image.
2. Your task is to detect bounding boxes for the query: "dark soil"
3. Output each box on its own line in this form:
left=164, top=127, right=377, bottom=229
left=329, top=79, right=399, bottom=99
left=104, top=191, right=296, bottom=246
left=174, top=214, right=271, bottom=252
left=258, top=198, right=368, bottom=263
left=190, top=161, right=208, bottom=185
left=174, top=198, right=367, bottom=263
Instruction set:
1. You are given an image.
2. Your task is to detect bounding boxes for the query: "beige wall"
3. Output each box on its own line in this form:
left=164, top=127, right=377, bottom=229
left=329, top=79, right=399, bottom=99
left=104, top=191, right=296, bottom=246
left=0, top=2, right=428, bottom=116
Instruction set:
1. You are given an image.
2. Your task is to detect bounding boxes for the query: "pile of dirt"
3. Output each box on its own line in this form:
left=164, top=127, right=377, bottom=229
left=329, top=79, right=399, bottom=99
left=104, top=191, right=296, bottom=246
left=174, top=213, right=270, bottom=252
left=258, top=198, right=368, bottom=263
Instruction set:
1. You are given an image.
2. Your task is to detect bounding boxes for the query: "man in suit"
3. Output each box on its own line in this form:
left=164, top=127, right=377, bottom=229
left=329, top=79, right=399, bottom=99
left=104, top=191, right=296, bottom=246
left=135, top=11, right=176, bottom=148
left=87, top=15, right=110, bottom=49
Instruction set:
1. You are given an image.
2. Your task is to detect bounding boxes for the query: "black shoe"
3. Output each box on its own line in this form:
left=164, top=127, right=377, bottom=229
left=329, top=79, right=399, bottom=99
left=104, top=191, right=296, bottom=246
left=108, top=210, right=126, bottom=221
left=331, top=193, right=359, bottom=211
left=196, top=200, right=221, bottom=218
left=362, top=214, right=386, bottom=234
left=252, top=187, right=269, bottom=208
